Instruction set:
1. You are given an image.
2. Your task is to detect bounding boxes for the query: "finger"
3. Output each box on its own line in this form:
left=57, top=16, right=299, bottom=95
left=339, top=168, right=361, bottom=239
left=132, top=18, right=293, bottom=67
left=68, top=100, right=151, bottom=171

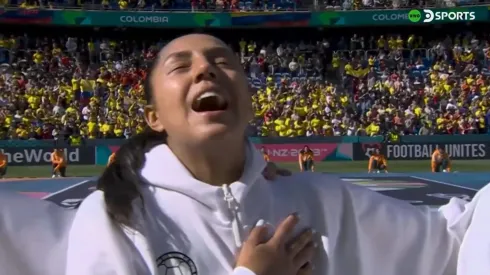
left=297, top=262, right=314, bottom=275
left=269, top=213, right=299, bottom=247
left=293, top=242, right=317, bottom=270
left=244, top=220, right=269, bottom=246
left=287, top=229, right=313, bottom=257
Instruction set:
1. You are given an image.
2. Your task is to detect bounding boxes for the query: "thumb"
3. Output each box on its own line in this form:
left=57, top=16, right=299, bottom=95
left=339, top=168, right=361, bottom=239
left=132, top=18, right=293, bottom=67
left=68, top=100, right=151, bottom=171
left=245, top=219, right=269, bottom=246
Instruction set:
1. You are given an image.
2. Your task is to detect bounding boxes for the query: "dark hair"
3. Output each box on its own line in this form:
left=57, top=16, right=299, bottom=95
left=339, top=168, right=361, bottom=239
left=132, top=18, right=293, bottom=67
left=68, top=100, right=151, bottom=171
left=96, top=59, right=166, bottom=228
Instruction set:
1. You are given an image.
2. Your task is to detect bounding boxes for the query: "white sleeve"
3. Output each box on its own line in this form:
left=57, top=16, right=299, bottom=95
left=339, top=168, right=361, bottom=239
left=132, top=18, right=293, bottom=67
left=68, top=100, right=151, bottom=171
left=334, top=180, right=490, bottom=275
left=66, top=191, right=152, bottom=275
left=0, top=192, right=74, bottom=275
left=330, top=181, right=460, bottom=275
left=232, top=267, right=257, bottom=275
left=444, top=184, right=490, bottom=275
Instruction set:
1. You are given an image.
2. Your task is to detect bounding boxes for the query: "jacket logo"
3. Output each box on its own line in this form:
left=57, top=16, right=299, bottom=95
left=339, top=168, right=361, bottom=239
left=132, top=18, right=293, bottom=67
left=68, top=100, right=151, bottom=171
left=156, top=252, right=198, bottom=275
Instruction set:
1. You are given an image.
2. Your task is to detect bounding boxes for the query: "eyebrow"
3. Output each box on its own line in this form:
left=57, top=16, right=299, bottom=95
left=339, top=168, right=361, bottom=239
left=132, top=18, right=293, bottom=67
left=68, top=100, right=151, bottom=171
left=161, top=46, right=233, bottom=65
left=161, top=50, right=192, bottom=64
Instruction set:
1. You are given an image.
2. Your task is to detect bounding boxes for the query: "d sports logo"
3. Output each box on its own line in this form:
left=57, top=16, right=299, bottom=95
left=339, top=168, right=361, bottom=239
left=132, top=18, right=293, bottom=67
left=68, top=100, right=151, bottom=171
left=408, top=9, right=475, bottom=23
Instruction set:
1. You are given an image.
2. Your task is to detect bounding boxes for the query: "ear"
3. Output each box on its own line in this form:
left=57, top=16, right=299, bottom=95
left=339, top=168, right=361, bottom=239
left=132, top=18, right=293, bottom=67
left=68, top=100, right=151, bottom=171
left=144, top=106, right=165, bottom=132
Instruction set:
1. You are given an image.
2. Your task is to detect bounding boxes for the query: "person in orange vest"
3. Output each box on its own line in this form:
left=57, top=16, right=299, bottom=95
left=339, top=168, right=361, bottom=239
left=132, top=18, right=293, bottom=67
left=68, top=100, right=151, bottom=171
left=368, top=148, right=388, bottom=173
left=107, top=152, right=116, bottom=167
left=260, top=146, right=270, bottom=162
left=431, top=146, right=451, bottom=173
left=0, top=151, right=7, bottom=179
left=51, top=148, right=67, bottom=178
left=299, top=145, right=315, bottom=172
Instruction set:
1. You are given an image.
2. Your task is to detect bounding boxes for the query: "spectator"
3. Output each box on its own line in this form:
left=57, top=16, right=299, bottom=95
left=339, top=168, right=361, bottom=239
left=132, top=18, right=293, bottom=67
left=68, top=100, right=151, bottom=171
left=65, top=38, right=78, bottom=55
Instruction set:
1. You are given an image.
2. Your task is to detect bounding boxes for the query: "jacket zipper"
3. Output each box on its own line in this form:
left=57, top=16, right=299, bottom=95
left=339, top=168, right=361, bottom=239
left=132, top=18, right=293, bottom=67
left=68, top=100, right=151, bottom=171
left=222, top=184, right=244, bottom=248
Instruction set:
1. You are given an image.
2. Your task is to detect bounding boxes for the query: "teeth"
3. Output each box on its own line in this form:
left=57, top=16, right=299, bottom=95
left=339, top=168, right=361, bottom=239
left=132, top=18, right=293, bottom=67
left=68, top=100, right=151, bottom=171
left=197, top=91, right=220, bottom=101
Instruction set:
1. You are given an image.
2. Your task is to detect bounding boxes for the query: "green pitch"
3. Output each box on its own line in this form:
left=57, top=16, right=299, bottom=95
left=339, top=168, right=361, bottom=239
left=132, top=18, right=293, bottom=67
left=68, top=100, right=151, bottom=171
left=4, top=160, right=490, bottom=178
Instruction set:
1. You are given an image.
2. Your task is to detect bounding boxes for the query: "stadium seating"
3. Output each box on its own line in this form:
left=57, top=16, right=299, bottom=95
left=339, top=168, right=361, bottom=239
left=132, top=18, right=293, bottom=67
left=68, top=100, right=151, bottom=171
left=7, top=0, right=300, bottom=11
left=5, top=0, right=486, bottom=11
left=0, top=29, right=489, bottom=140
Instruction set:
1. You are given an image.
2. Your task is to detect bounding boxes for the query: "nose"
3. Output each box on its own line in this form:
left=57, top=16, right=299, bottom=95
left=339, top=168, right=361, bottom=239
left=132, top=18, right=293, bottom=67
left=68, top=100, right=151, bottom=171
left=193, top=57, right=217, bottom=83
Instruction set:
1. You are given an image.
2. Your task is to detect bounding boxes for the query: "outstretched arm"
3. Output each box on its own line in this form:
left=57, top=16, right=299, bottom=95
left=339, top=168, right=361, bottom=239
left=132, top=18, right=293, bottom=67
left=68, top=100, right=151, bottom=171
left=310, top=175, right=465, bottom=275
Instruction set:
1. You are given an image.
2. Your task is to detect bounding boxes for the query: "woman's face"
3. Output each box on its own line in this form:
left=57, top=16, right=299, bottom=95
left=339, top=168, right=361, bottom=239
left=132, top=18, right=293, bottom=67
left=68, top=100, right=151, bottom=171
left=146, top=34, right=252, bottom=145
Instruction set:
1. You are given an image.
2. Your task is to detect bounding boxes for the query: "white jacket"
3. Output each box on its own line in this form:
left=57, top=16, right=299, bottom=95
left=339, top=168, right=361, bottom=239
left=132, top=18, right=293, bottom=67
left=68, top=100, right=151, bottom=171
left=2, top=143, right=486, bottom=275
left=64, top=142, right=490, bottom=275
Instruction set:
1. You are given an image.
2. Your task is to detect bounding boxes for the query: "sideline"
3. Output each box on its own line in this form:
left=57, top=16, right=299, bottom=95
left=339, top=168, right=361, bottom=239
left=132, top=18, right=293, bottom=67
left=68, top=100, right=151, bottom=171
left=41, top=180, right=92, bottom=200
left=411, top=176, right=479, bottom=191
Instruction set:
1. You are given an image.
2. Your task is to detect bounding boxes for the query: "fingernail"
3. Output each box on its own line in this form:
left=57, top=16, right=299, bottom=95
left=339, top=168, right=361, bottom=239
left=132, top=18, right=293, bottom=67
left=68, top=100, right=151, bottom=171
left=314, top=242, right=318, bottom=248
left=255, top=219, right=265, bottom=227
left=290, top=212, right=300, bottom=219
left=312, top=229, right=317, bottom=234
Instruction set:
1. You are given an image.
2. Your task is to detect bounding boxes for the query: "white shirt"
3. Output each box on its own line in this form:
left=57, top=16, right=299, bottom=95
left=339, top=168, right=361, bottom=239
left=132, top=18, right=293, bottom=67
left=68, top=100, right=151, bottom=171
left=81, top=106, right=91, bottom=121
left=288, top=61, right=298, bottom=71
left=446, top=102, right=457, bottom=111
left=100, top=42, right=109, bottom=51
left=276, top=46, right=284, bottom=57
left=66, top=39, right=77, bottom=53
left=53, top=105, right=65, bottom=116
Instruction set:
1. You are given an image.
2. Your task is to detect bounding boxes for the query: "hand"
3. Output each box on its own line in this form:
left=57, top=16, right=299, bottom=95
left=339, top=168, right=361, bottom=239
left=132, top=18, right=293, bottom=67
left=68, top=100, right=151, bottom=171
left=236, top=215, right=316, bottom=275
left=262, top=162, right=292, bottom=180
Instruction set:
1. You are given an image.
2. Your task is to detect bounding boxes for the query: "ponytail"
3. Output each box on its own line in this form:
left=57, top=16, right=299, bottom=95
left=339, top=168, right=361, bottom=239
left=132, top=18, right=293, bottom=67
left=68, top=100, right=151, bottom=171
left=97, top=130, right=166, bottom=227
left=96, top=49, right=164, bottom=228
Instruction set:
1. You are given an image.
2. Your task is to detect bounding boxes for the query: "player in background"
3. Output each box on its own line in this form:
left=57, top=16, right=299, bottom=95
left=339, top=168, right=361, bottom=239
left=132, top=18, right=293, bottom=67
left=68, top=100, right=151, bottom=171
left=260, top=147, right=270, bottom=162
left=431, top=146, right=451, bottom=173
left=0, top=151, right=7, bottom=179
left=51, top=148, right=67, bottom=178
left=107, top=152, right=116, bottom=167
left=298, top=145, right=314, bottom=172
left=368, top=148, right=388, bottom=173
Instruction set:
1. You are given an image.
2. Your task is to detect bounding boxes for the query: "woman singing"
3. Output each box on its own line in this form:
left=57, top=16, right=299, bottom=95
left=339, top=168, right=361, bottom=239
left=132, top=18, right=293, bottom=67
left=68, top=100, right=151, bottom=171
left=66, top=34, right=490, bottom=275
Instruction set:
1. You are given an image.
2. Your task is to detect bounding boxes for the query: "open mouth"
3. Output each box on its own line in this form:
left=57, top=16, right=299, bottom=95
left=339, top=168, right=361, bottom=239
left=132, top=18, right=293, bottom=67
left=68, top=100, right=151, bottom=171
left=191, top=91, right=229, bottom=113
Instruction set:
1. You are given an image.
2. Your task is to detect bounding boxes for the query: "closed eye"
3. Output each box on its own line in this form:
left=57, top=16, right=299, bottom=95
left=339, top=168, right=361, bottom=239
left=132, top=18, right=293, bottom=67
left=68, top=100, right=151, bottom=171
left=215, top=61, right=228, bottom=66
left=168, top=65, right=190, bottom=74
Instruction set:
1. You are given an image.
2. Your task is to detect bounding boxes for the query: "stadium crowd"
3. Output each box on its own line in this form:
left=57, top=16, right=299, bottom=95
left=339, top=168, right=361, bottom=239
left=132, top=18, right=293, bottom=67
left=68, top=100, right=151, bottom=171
left=0, top=25, right=489, bottom=141
left=4, top=0, right=483, bottom=11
